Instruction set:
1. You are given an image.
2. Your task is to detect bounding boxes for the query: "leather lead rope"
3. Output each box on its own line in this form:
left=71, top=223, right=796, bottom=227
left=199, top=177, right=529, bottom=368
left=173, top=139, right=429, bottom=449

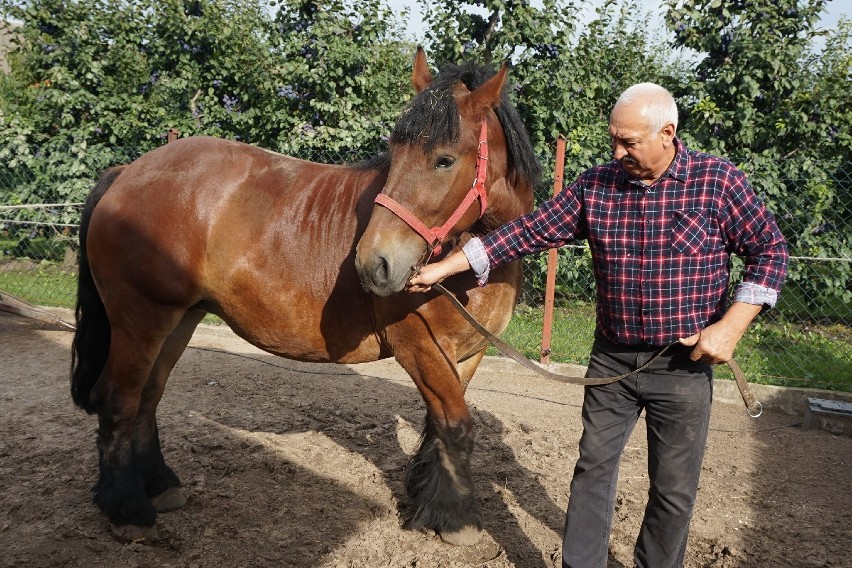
left=726, top=358, right=763, bottom=417
left=433, top=283, right=763, bottom=417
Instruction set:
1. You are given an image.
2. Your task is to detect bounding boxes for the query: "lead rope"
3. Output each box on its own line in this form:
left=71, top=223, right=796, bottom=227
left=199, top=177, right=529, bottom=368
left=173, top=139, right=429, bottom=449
left=433, top=283, right=763, bottom=417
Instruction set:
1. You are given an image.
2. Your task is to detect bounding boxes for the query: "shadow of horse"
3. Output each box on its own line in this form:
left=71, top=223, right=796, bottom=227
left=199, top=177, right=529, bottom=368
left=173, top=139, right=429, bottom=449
left=167, top=344, right=569, bottom=567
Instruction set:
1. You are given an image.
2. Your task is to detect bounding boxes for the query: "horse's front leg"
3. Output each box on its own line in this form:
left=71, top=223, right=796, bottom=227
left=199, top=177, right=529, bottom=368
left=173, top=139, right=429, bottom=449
left=394, top=343, right=484, bottom=545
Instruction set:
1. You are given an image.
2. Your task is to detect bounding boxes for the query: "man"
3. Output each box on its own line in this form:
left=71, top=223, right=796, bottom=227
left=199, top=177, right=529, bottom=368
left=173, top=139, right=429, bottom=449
left=407, top=83, right=788, bottom=568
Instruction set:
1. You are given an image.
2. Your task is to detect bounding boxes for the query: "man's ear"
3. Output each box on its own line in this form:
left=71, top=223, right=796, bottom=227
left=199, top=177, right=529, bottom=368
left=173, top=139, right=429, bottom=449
left=660, top=123, right=677, bottom=144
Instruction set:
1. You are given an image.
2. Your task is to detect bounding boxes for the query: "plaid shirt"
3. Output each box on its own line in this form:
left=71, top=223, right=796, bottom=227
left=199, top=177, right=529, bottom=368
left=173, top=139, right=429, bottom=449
left=464, top=139, right=788, bottom=346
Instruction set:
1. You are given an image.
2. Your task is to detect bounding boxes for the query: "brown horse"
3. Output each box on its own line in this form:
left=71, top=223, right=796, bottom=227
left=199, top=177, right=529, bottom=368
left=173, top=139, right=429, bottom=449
left=71, top=48, right=539, bottom=546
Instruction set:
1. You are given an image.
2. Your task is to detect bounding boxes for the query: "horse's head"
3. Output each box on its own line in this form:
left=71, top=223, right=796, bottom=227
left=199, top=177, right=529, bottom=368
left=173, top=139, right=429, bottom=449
left=355, top=48, right=537, bottom=297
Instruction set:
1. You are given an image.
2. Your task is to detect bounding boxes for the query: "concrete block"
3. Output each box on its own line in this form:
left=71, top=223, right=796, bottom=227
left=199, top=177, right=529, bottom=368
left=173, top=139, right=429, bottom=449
left=803, top=397, right=852, bottom=436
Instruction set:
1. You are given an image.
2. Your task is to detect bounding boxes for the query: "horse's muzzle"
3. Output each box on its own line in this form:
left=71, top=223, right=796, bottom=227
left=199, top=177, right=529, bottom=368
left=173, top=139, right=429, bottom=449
left=355, top=251, right=392, bottom=297
left=355, top=233, right=431, bottom=298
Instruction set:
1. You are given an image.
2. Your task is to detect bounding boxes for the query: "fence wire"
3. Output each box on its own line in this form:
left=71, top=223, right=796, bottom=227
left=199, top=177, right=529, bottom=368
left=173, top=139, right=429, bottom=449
left=1, top=142, right=850, bottom=392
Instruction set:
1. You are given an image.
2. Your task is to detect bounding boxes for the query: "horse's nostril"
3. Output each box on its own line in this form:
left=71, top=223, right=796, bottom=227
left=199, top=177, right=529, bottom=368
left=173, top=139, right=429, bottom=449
left=375, top=255, right=390, bottom=285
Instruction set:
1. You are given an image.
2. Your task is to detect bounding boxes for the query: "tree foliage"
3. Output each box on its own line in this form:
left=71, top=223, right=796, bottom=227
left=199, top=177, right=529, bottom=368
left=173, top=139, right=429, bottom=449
left=665, top=0, right=848, bottom=159
left=0, top=0, right=413, bottom=209
left=0, top=0, right=849, bottom=308
left=2, top=0, right=416, bottom=148
left=267, top=0, right=413, bottom=156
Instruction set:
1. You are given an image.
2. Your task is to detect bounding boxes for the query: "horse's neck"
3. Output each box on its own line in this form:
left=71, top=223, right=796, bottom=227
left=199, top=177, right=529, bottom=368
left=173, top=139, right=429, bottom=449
left=478, top=174, right=534, bottom=233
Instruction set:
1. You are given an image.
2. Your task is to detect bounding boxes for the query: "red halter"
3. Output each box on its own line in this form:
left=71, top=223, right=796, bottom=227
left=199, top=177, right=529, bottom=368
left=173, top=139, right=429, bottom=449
left=374, top=118, right=489, bottom=256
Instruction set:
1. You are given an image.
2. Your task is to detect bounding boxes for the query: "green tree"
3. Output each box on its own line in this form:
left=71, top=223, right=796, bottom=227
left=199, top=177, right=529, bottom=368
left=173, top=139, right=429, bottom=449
left=421, top=0, right=675, bottom=170
left=665, top=0, right=846, bottom=158
left=143, top=0, right=277, bottom=144
left=0, top=0, right=153, bottom=209
left=267, top=0, right=413, bottom=156
left=0, top=0, right=278, bottom=147
left=0, top=0, right=415, bottom=210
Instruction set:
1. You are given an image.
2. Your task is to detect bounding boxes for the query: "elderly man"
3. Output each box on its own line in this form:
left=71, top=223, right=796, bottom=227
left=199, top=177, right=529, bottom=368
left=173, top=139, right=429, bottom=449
left=408, top=82, right=788, bottom=567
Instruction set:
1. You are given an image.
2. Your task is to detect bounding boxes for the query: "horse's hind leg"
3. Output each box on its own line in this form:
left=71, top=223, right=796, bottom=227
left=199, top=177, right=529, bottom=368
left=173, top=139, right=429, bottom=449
left=134, top=309, right=206, bottom=514
left=91, top=304, right=189, bottom=542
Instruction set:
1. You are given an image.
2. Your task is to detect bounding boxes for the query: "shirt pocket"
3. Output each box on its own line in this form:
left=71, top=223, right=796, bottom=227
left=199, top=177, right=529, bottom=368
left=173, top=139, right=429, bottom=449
left=671, top=209, right=709, bottom=255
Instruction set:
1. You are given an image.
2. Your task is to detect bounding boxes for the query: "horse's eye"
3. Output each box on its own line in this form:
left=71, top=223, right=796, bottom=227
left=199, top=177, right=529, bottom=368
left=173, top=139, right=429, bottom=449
left=435, top=156, right=456, bottom=169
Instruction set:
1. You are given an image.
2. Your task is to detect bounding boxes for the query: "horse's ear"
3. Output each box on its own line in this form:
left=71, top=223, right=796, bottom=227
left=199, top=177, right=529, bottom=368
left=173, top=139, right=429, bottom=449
left=412, top=46, right=433, bottom=93
left=460, top=63, right=509, bottom=117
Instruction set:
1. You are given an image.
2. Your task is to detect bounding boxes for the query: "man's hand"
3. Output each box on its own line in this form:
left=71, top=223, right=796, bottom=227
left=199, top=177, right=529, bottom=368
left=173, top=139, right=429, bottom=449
left=407, top=263, right=447, bottom=293
left=678, top=323, right=738, bottom=364
left=406, top=250, right=472, bottom=293
left=678, top=302, right=763, bottom=364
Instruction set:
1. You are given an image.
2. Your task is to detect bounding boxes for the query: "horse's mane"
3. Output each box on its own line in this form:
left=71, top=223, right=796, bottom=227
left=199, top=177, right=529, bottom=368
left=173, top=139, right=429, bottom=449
left=390, top=60, right=541, bottom=189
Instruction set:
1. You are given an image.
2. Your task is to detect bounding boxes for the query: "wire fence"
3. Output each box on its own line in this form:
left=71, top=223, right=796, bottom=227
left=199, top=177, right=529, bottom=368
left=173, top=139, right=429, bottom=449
left=1, top=140, right=850, bottom=392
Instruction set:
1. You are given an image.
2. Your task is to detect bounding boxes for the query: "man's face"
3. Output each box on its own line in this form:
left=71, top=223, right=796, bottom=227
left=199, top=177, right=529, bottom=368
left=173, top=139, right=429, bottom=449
left=609, top=101, right=673, bottom=183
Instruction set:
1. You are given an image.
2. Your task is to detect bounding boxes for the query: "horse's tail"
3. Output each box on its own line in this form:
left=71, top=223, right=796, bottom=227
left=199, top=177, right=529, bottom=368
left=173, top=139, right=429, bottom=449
left=70, top=166, right=125, bottom=413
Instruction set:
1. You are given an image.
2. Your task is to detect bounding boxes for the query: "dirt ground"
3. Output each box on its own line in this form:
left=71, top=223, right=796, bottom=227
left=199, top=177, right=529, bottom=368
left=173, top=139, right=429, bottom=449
left=1, top=311, right=850, bottom=568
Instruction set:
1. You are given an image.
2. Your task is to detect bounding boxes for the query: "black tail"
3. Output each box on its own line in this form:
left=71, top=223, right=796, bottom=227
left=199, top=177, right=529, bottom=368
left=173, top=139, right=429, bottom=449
left=70, top=166, right=125, bottom=413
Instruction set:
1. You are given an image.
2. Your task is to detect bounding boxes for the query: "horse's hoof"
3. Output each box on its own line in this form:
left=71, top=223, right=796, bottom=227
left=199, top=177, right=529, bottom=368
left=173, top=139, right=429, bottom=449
left=110, top=522, right=159, bottom=543
left=439, top=525, right=483, bottom=546
left=151, top=487, right=187, bottom=513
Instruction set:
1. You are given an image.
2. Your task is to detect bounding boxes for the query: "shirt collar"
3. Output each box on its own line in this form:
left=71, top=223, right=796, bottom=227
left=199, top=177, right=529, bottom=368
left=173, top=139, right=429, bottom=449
left=668, top=137, right=689, bottom=183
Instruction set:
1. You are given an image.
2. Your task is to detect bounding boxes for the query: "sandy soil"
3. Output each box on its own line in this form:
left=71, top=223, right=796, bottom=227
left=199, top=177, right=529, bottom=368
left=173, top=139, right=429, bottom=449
left=1, top=311, right=849, bottom=568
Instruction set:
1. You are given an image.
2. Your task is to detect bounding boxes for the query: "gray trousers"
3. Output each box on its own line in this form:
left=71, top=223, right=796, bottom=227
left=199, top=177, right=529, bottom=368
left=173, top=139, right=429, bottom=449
left=562, top=336, right=713, bottom=568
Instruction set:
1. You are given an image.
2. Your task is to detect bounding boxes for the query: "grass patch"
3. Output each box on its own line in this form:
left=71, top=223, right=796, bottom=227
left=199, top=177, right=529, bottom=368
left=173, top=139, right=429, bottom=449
left=0, top=261, right=77, bottom=308
left=0, top=261, right=223, bottom=324
left=2, top=263, right=849, bottom=392
left=491, top=302, right=596, bottom=365
left=717, top=321, right=852, bottom=392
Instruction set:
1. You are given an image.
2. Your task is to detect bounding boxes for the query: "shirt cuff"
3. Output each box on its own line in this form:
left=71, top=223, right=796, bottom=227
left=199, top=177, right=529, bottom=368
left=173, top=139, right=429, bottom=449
left=462, top=237, right=490, bottom=286
left=734, top=282, right=779, bottom=309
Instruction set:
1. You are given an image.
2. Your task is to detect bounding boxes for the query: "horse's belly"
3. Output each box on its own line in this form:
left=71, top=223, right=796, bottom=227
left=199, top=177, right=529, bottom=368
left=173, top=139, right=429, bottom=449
left=209, top=283, right=385, bottom=365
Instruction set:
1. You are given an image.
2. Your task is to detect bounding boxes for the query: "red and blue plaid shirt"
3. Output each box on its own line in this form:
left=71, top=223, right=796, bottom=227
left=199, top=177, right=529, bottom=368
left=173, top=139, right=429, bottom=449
left=464, top=139, right=788, bottom=346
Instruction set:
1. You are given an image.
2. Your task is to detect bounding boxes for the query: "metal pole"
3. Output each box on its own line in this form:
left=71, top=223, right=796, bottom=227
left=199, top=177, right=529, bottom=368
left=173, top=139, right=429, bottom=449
left=541, top=135, right=567, bottom=365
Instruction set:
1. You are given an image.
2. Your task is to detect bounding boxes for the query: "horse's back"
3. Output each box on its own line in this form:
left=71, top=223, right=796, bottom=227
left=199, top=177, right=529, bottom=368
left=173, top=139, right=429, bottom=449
left=87, top=137, right=388, bottom=362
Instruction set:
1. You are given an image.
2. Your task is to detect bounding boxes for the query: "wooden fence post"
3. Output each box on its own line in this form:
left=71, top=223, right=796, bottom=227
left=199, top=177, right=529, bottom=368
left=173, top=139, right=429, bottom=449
left=540, top=135, right=567, bottom=365
left=167, top=128, right=179, bottom=143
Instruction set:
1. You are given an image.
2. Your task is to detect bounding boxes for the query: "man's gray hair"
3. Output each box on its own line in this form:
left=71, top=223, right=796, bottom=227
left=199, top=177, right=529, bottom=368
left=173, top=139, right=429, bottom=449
left=613, top=83, right=679, bottom=134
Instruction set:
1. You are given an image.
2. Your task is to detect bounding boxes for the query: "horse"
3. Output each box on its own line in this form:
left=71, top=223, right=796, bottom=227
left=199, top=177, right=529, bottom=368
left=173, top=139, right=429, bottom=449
left=70, top=48, right=539, bottom=546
